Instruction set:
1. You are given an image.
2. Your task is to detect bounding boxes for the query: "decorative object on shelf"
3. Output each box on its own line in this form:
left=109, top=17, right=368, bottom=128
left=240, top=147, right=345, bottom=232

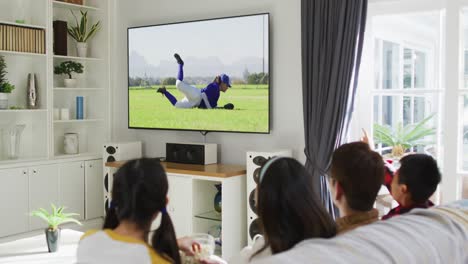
left=2, top=124, right=26, bottom=159
left=76, top=96, right=84, bottom=119
left=60, top=108, right=70, bottom=120
left=373, top=113, right=436, bottom=158
left=14, top=0, right=28, bottom=24
left=0, top=24, right=46, bottom=54
left=27, top=73, right=38, bottom=109
left=68, top=11, right=101, bottom=57
left=207, top=224, right=222, bottom=247
left=64, top=133, right=79, bottom=154
left=53, top=20, right=68, bottom=56
left=54, top=61, right=83, bottom=88
left=0, top=55, right=15, bottom=109
left=31, top=204, right=82, bottom=253
left=214, top=184, right=222, bottom=213
left=54, top=108, right=60, bottom=120
left=182, top=233, right=215, bottom=263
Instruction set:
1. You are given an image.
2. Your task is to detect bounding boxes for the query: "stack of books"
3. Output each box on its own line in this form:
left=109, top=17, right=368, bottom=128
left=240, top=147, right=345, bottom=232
left=0, top=24, right=46, bottom=54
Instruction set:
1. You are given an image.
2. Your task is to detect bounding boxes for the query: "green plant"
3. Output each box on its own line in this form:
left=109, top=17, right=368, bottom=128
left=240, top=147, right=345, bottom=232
left=31, top=204, right=82, bottom=231
left=68, top=10, right=101, bottom=43
left=373, top=114, right=436, bottom=157
left=54, top=61, right=84, bottom=79
left=0, top=55, right=15, bottom=93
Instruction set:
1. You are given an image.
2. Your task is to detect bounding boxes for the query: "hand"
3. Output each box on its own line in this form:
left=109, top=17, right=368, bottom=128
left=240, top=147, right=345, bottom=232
left=177, top=237, right=200, bottom=256
left=360, top=128, right=374, bottom=149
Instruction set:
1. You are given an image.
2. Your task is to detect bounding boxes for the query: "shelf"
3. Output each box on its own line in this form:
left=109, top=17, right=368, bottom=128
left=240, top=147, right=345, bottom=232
left=0, top=157, right=48, bottom=167
left=194, top=211, right=222, bottom=222
left=0, top=21, right=46, bottom=30
left=54, top=87, right=104, bottom=91
left=52, top=1, right=100, bottom=11
left=54, top=119, right=104, bottom=124
left=0, top=50, right=46, bottom=57
left=53, top=153, right=101, bottom=160
left=53, top=55, right=102, bottom=61
left=0, top=109, right=47, bottom=113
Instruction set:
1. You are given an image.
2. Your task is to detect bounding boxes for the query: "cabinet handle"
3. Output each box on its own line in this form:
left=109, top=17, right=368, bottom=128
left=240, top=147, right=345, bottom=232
left=23, top=171, right=27, bottom=175
left=89, top=164, right=93, bottom=168
left=33, top=170, right=37, bottom=174
left=80, top=164, right=84, bottom=168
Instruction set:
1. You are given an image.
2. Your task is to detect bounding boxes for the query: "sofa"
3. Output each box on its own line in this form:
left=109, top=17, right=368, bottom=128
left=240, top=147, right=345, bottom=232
left=253, top=200, right=468, bottom=264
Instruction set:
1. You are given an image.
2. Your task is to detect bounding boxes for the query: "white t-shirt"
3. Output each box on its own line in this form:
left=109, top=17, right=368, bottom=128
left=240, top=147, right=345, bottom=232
left=76, top=229, right=170, bottom=264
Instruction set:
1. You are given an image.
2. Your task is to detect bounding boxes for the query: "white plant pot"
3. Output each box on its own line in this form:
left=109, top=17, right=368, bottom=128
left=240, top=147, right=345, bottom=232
left=0, top=93, right=8, bottom=109
left=64, top=79, right=77, bottom=88
left=76, top=42, right=88, bottom=58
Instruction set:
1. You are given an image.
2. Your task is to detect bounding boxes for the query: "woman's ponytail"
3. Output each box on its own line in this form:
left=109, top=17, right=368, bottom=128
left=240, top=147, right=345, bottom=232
left=151, top=210, right=181, bottom=264
left=103, top=205, right=119, bottom=229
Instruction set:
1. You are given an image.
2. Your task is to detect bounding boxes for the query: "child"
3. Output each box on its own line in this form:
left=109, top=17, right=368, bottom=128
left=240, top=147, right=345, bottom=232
left=157, top=53, right=232, bottom=109
left=77, top=158, right=198, bottom=264
left=328, top=142, right=385, bottom=233
left=382, top=154, right=441, bottom=219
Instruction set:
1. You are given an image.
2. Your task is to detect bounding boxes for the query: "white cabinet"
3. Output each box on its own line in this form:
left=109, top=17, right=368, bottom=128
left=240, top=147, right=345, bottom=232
left=0, top=168, right=29, bottom=237
left=167, top=175, right=193, bottom=237
left=59, top=161, right=85, bottom=221
left=29, top=164, right=60, bottom=230
left=85, top=159, right=104, bottom=220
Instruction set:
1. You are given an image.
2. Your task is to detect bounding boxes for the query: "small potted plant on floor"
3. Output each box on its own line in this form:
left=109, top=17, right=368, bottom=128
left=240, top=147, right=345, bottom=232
left=373, top=114, right=436, bottom=159
left=68, top=10, right=101, bottom=57
left=31, top=204, right=82, bottom=253
left=0, top=55, right=15, bottom=109
left=54, top=61, right=84, bottom=88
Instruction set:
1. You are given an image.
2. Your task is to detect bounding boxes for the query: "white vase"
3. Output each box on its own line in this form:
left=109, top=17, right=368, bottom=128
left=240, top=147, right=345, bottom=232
left=0, top=93, right=8, bottom=109
left=64, top=79, right=77, bottom=88
left=64, top=133, right=79, bottom=154
left=76, top=42, right=88, bottom=57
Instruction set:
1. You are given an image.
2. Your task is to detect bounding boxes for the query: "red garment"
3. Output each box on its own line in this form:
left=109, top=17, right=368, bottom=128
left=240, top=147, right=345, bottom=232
left=381, top=159, right=434, bottom=220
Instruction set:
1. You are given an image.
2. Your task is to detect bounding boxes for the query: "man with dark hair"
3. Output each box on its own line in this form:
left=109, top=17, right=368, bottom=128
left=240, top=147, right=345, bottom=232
left=382, top=154, right=441, bottom=220
left=328, top=142, right=385, bottom=233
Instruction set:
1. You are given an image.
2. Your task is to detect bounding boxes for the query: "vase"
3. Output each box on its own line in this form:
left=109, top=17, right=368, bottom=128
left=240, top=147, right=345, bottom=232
left=0, top=93, right=8, bottom=109
left=76, top=42, right=88, bottom=57
left=3, top=124, right=26, bottom=159
left=27, top=73, right=38, bottom=109
left=214, top=184, right=222, bottom=213
left=64, top=79, right=77, bottom=88
left=64, top=133, right=79, bottom=154
left=45, top=228, right=61, bottom=253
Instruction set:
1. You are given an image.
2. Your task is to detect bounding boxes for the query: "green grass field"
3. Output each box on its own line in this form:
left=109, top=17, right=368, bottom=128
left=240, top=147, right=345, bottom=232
left=129, top=84, right=269, bottom=132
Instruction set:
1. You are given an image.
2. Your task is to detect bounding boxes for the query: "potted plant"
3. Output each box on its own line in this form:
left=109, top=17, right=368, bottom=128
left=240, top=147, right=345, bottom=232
left=373, top=114, right=436, bottom=158
left=54, top=61, right=84, bottom=88
left=0, top=55, right=15, bottom=109
left=68, top=10, right=101, bottom=57
left=31, top=204, right=81, bottom=253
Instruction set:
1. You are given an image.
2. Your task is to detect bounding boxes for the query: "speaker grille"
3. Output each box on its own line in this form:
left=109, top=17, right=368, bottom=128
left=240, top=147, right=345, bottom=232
left=106, top=146, right=116, bottom=155
left=249, top=218, right=261, bottom=239
left=249, top=189, right=257, bottom=214
left=107, top=156, right=115, bottom=162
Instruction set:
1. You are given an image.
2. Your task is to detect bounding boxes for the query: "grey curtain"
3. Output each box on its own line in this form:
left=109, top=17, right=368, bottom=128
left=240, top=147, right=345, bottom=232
left=301, top=0, right=368, bottom=218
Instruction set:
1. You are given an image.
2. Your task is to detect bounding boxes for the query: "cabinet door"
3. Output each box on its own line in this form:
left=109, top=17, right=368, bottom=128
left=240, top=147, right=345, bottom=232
left=0, top=168, right=29, bottom=237
left=59, top=161, right=85, bottom=221
left=165, top=174, right=193, bottom=237
left=29, top=164, right=60, bottom=230
left=85, top=159, right=104, bottom=219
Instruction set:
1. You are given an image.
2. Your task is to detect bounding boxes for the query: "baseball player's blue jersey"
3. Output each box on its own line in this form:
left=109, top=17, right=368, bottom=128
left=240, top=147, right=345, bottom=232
left=199, top=82, right=220, bottom=108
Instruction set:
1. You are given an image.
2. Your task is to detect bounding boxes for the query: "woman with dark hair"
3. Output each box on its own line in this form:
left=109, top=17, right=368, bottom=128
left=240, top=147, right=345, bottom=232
left=77, top=158, right=197, bottom=264
left=203, top=157, right=337, bottom=264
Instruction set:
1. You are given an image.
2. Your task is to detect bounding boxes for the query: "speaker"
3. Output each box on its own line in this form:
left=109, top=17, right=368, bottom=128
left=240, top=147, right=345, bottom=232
left=103, top=142, right=142, bottom=214
left=166, top=143, right=217, bottom=165
left=246, top=150, right=292, bottom=245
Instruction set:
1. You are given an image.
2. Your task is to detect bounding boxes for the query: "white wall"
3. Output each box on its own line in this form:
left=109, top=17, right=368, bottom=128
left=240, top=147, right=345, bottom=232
left=111, top=0, right=304, bottom=164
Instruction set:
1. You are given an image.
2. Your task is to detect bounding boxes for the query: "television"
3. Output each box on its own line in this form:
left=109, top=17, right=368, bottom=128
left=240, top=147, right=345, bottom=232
left=128, top=13, right=270, bottom=133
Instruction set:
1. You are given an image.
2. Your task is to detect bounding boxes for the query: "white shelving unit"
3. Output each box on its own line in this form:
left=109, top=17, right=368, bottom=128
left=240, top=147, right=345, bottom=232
left=0, top=0, right=110, bottom=163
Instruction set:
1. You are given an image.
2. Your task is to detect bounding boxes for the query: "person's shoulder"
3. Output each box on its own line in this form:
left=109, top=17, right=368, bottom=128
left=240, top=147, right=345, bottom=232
left=80, top=229, right=100, bottom=241
left=146, top=245, right=172, bottom=264
left=208, top=82, right=220, bottom=89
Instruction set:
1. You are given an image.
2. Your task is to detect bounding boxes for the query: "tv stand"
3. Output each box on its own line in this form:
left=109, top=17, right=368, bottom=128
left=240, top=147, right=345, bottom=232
left=105, top=161, right=246, bottom=259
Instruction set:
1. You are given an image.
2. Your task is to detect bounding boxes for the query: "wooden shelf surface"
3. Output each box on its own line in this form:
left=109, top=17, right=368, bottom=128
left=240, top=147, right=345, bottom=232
left=106, top=161, right=246, bottom=178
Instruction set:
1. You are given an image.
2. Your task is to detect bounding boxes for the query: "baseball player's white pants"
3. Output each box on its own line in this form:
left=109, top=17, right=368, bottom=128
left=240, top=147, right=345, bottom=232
left=175, top=80, right=202, bottom=108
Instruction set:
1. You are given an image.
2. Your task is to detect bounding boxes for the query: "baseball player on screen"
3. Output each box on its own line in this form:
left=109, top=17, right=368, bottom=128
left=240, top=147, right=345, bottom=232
left=157, top=53, right=234, bottom=110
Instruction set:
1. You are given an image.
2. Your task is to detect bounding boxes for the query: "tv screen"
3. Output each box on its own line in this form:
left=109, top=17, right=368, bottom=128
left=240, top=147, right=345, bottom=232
left=128, top=14, right=270, bottom=133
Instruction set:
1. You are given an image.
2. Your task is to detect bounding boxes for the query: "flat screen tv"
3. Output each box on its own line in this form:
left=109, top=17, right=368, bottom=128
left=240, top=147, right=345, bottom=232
left=128, top=13, right=270, bottom=133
